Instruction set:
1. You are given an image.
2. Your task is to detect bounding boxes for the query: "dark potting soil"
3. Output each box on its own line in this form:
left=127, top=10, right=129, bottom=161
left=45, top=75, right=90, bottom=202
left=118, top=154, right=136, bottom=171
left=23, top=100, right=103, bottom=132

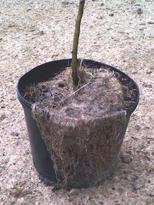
left=22, top=67, right=137, bottom=114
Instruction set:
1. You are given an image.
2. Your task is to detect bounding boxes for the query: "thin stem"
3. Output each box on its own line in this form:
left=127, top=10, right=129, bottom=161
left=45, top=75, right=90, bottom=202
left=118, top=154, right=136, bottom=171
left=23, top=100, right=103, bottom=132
left=71, top=0, right=85, bottom=87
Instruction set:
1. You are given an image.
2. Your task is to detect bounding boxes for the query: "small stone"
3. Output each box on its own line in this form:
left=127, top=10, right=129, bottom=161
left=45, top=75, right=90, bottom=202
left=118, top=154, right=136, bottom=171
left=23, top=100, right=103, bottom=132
left=69, top=188, right=80, bottom=196
left=0, top=113, right=6, bottom=121
left=10, top=187, right=21, bottom=197
left=85, top=189, right=95, bottom=198
left=148, top=165, right=154, bottom=172
left=139, top=27, right=146, bottom=30
left=109, top=13, right=114, bottom=17
left=147, top=20, right=154, bottom=24
left=8, top=23, right=16, bottom=28
left=20, top=190, right=32, bottom=197
left=17, top=197, right=25, bottom=204
left=26, top=8, right=31, bottom=12
left=51, top=53, right=59, bottom=58
left=1, top=158, right=9, bottom=165
left=71, top=199, right=79, bottom=205
left=121, top=154, right=132, bottom=164
left=18, top=181, right=26, bottom=187
left=143, top=83, right=152, bottom=88
left=100, top=3, right=104, bottom=6
left=134, top=125, right=141, bottom=131
left=137, top=8, right=143, bottom=14
left=68, top=197, right=74, bottom=202
left=97, top=16, right=103, bottom=19
left=62, top=1, right=69, bottom=5
left=58, top=80, right=65, bottom=87
left=146, top=71, right=152, bottom=74
left=10, top=132, right=19, bottom=136
left=39, top=30, right=45, bottom=35
left=127, top=175, right=133, bottom=181
left=41, top=85, right=48, bottom=92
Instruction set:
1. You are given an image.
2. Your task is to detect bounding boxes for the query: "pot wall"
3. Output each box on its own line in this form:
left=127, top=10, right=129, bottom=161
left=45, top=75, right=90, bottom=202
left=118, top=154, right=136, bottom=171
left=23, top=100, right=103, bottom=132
left=17, top=59, right=139, bottom=186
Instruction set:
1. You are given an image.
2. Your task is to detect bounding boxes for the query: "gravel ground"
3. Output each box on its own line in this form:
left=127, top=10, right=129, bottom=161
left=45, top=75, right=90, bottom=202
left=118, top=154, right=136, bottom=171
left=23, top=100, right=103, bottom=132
left=0, top=0, right=154, bottom=204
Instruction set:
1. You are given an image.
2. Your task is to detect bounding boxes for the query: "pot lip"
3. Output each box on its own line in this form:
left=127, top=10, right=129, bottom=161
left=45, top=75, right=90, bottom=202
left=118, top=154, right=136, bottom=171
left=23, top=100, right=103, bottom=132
left=17, top=58, right=139, bottom=116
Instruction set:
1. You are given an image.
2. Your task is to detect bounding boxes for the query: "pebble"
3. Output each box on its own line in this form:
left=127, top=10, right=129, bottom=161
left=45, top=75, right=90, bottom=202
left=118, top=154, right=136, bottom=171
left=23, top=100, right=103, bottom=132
left=121, top=154, right=132, bottom=164
left=139, top=23, right=146, bottom=25
left=143, top=83, right=152, bottom=88
left=147, top=20, right=154, bottom=24
left=135, top=125, right=141, bottom=131
left=10, top=187, right=21, bottom=197
left=109, top=13, right=114, bottom=17
left=126, top=175, right=132, bottom=181
left=85, top=189, right=96, bottom=198
left=10, top=132, right=19, bottom=136
left=68, top=188, right=80, bottom=196
left=0, top=113, right=6, bottom=121
left=147, top=165, right=154, bottom=172
left=146, top=71, right=153, bottom=74
left=39, top=30, right=45, bottom=35
left=71, top=199, right=79, bottom=205
left=26, top=8, right=31, bottom=12
left=58, top=80, right=65, bottom=87
left=1, top=159, right=9, bottom=166
left=62, top=1, right=70, bottom=5
left=41, top=85, right=48, bottom=92
left=139, top=27, right=147, bottom=30
left=137, top=8, right=143, bottom=14
left=97, top=16, right=103, bottom=19
left=17, top=197, right=25, bottom=204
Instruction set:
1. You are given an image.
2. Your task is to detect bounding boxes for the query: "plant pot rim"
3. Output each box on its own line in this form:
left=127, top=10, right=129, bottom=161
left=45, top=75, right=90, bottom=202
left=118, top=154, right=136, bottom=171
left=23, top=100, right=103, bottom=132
left=17, top=58, right=139, bottom=116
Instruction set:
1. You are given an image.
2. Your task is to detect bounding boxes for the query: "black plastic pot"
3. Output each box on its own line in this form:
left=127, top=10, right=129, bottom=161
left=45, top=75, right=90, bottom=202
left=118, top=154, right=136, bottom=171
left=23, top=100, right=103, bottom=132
left=17, top=59, right=139, bottom=185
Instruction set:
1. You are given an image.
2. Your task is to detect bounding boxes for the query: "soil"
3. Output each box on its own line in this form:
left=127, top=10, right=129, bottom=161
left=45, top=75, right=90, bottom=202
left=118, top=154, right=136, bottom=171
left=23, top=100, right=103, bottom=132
left=0, top=0, right=154, bottom=204
left=22, top=65, right=136, bottom=112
